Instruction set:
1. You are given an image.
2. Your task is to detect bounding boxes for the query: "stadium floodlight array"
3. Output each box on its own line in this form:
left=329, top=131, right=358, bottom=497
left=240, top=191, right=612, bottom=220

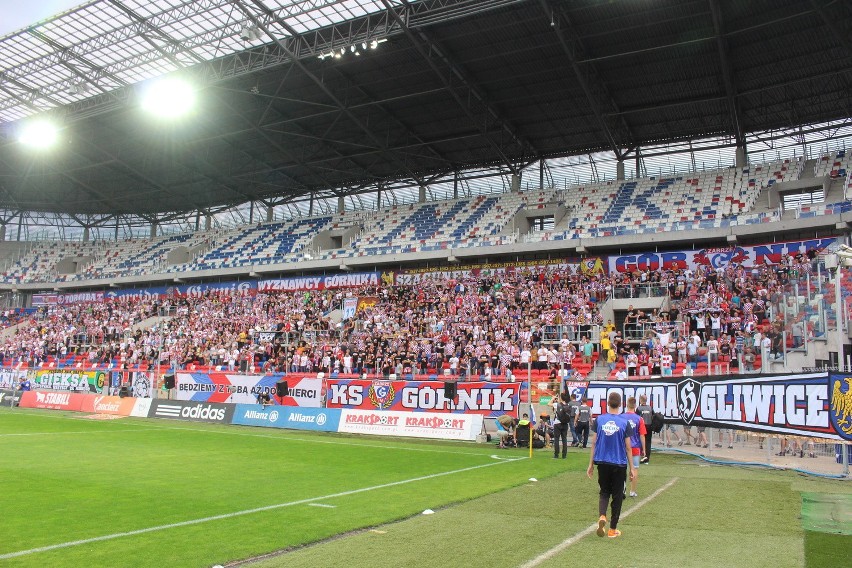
left=18, top=119, right=59, bottom=149
left=140, top=77, right=196, bottom=119
left=318, top=38, right=386, bottom=60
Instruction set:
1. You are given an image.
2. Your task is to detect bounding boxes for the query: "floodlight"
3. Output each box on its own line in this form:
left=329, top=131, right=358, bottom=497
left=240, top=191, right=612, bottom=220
left=140, top=78, right=196, bottom=118
left=18, top=119, right=59, bottom=149
left=239, top=25, right=261, bottom=41
left=362, top=42, right=367, bottom=50
left=370, top=39, right=378, bottom=49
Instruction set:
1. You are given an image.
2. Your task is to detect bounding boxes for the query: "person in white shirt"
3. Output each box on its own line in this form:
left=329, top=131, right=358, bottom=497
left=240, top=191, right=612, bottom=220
left=760, top=334, right=771, bottom=372
left=660, top=351, right=673, bottom=376
left=537, top=346, right=549, bottom=370
left=625, top=349, right=638, bottom=377
left=706, top=337, right=718, bottom=367
left=520, top=346, right=531, bottom=366
left=710, top=314, right=722, bottom=338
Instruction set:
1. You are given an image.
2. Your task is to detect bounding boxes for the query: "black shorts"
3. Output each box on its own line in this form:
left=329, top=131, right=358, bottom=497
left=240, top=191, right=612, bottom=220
left=596, top=462, right=627, bottom=497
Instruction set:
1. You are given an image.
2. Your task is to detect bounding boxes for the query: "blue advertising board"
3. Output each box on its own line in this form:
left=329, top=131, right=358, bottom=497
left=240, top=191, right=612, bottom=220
left=231, top=404, right=341, bottom=432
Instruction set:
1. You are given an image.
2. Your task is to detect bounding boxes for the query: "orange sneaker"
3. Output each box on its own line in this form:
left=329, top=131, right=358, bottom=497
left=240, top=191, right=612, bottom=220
left=596, top=515, right=607, bottom=537
left=607, top=528, right=621, bottom=538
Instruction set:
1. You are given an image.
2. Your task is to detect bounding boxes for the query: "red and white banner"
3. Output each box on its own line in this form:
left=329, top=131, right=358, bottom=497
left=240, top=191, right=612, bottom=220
left=19, top=391, right=85, bottom=411
left=325, top=379, right=524, bottom=417
left=174, top=372, right=322, bottom=407
left=607, top=237, right=834, bottom=274
left=338, top=409, right=484, bottom=441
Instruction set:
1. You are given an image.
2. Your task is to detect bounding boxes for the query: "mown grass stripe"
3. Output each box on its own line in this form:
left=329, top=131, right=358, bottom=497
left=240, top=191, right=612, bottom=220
left=518, top=477, right=679, bottom=568
left=0, top=456, right=526, bottom=560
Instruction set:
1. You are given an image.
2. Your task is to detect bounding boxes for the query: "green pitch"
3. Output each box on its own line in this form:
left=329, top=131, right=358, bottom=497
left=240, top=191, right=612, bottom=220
left=1, top=408, right=849, bottom=568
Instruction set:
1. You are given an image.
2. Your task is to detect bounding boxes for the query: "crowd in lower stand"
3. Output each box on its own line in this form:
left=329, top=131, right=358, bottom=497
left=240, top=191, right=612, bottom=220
left=0, top=250, right=825, bottom=379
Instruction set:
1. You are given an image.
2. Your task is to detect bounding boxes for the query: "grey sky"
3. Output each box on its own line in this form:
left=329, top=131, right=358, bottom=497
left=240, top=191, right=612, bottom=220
left=0, top=0, right=87, bottom=37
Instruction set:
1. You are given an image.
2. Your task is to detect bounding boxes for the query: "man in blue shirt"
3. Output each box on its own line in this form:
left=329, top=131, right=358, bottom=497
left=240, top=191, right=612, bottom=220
left=16, top=377, right=31, bottom=407
left=586, top=391, right=636, bottom=539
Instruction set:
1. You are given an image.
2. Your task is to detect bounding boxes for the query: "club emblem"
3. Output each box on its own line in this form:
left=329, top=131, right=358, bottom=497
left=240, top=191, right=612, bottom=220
left=368, top=381, right=395, bottom=409
left=677, top=378, right=700, bottom=424
left=829, top=375, right=852, bottom=441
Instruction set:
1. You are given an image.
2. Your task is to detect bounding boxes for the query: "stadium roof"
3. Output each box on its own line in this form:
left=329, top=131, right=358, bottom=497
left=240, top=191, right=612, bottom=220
left=0, top=0, right=850, bottom=218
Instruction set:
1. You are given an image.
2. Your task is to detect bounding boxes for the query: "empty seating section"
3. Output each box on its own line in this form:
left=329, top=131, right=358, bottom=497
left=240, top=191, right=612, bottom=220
left=814, top=149, right=850, bottom=180
left=552, top=161, right=788, bottom=239
left=2, top=153, right=848, bottom=283
left=349, top=192, right=540, bottom=254
left=82, top=232, right=211, bottom=278
left=183, top=216, right=333, bottom=270
left=349, top=203, right=427, bottom=255
left=2, top=241, right=100, bottom=284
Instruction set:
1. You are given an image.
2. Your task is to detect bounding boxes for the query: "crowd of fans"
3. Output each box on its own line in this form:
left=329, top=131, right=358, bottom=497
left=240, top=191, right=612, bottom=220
left=0, top=250, right=828, bottom=380
left=2, top=247, right=832, bottom=378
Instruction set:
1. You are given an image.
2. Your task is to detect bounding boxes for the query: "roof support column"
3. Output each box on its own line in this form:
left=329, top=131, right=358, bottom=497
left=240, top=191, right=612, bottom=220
left=419, top=185, right=427, bottom=203
left=83, top=226, right=90, bottom=242
left=511, top=173, right=521, bottom=193
left=709, top=0, right=745, bottom=150
left=267, top=206, right=274, bottom=223
left=0, top=223, right=5, bottom=242
left=338, top=196, right=346, bottom=215
left=150, top=222, right=157, bottom=239
left=205, top=215, right=212, bottom=231
left=616, top=160, right=626, bottom=181
left=736, top=143, right=748, bottom=168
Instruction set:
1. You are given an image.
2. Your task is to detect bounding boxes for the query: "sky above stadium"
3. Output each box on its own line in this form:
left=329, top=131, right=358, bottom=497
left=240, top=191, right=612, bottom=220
left=0, top=0, right=84, bottom=36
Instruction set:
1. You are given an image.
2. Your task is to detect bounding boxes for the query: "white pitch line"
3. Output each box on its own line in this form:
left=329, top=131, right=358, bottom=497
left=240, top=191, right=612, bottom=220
left=0, top=456, right=526, bottom=560
left=308, top=503, right=337, bottom=508
left=518, top=477, right=679, bottom=568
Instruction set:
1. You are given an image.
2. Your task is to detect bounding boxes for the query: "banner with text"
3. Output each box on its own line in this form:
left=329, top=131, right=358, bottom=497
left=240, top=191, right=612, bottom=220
left=147, top=399, right=235, bottom=424
left=0, top=369, right=27, bottom=389
left=79, top=394, right=137, bottom=416
left=29, top=369, right=107, bottom=393
left=607, top=237, right=835, bottom=274
left=231, top=405, right=341, bottom=432
left=338, top=409, right=484, bottom=441
left=33, top=282, right=258, bottom=306
left=325, top=379, right=524, bottom=418
left=393, top=258, right=588, bottom=285
left=258, top=272, right=380, bottom=292
left=584, top=372, right=851, bottom=441
left=174, top=373, right=322, bottom=406
left=19, top=390, right=85, bottom=411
